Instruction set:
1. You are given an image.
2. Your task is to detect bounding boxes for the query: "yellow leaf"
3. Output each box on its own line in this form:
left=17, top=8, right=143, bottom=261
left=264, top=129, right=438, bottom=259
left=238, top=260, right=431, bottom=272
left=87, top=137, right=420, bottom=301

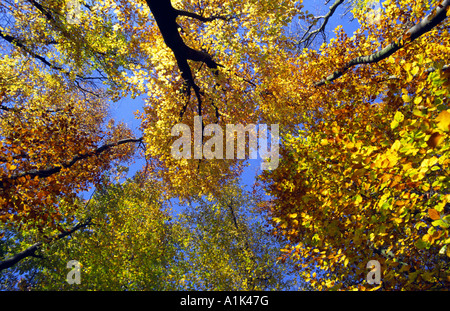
left=410, top=66, right=420, bottom=76
left=6, top=163, right=16, bottom=170
left=436, top=110, right=450, bottom=132
left=346, top=142, right=355, bottom=150
left=344, top=258, right=349, bottom=267
left=403, top=63, right=411, bottom=71
left=392, top=217, right=403, bottom=224
left=320, top=139, right=329, bottom=146
left=423, top=234, right=432, bottom=242
left=391, top=140, right=401, bottom=151
left=402, top=94, right=411, bottom=103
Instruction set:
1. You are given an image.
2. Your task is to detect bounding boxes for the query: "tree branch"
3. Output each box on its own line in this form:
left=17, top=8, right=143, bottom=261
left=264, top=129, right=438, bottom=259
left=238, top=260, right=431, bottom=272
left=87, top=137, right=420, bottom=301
left=314, top=0, right=450, bottom=86
left=145, top=0, right=224, bottom=116
left=0, top=243, right=42, bottom=272
left=0, top=29, right=63, bottom=71
left=26, top=0, right=56, bottom=24
left=146, top=0, right=220, bottom=80
left=0, top=105, right=20, bottom=113
left=0, top=218, right=92, bottom=271
left=175, top=9, right=231, bottom=23
left=1, top=137, right=143, bottom=189
left=0, top=30, right=107, bottom=87
left=298, top=0, right=344, bottom=48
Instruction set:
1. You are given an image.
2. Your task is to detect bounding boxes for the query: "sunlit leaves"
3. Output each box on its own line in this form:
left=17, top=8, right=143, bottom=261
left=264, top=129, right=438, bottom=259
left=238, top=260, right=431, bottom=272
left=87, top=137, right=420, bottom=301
left=259, top=0, right=450, bottom=290
left=0, top=1, right=139, bottom=230
left=1, top=0, right=449, bottom=292
left=8, top=177, right=293, bottom=290
left=19, top=177, right=174, bottom=290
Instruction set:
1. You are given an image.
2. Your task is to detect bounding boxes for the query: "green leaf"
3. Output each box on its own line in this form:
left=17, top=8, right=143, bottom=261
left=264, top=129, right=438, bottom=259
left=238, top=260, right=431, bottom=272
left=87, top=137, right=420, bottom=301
left=432, top=219, right=450, bottom=229
left=415, top=239, right=429, bottom=250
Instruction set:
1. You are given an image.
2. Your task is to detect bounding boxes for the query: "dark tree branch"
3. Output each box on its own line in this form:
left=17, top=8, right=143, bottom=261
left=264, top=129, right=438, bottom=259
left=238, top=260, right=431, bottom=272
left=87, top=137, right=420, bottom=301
left=314, top=0, right=450, bottom=86
left=0, top=105, right=20, bottom=113
left=145, top=0, right=225, bottom=116
left=297, top=0, right=344, bottom=48
left=0, top=243, right=42, bottom=272
left=0, top=152, right=29, bottom=163
left=1, top=2, right=110, bottom=85
left=175, top=9, right=231, bottom=23
left=145, top=0, right=220, bottom=82
left=0, top=137, right=143, bottom=189
left=26, top=0, right=56, bottom=24
left=0, top=30, right=107, bottom=87
left=0, top=218, right=92, bottom=271
left=0, top=29, right=63, bottom=71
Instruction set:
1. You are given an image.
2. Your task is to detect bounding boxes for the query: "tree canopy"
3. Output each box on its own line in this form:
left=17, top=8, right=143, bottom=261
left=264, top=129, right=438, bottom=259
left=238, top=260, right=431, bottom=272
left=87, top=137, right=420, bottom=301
left=0, top=0, right=449, bottom=291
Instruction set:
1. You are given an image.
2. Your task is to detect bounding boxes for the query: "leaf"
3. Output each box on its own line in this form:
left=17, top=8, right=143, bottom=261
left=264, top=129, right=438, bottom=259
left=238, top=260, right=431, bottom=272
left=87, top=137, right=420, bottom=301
left=6, top=163, right=17, bottom=170
left=427, top=132, right=443, bottom=148
left=415, top=239, right=428, bottom=250
left=435, top=110, right=450, bottom=132
left=432, top=219, right=449, bottom=229
left=413, top=96, right=423, bottom=105
left=390, top=111, right=404, bottom=130
left=354, top=194, right=363, bottom=204
left=428, top=209, right=441, bottom=220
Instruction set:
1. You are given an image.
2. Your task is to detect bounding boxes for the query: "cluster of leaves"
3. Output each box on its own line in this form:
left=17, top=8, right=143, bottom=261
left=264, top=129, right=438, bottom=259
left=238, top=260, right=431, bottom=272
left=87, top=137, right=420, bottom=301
left=259, top=0, right=450, bottom=290
left=1, top=0, right=450, bottom=292
left=0, top=0, right=142, bottom=232
left=138, top=0, right=305, bottom=200
left=170, top=181, right=295, bottom=290
left=0, top=175, right=295, bottom=291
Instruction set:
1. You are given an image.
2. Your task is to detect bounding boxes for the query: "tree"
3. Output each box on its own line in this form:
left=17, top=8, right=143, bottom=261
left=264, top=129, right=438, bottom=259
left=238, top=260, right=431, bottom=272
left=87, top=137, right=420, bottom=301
left=0, top=0, right=142, bottom=231
left=9, top=175, right=175, bottom=290
left=170, top=180, right=295, bottom=290
left=1, top=0, right=449, bottom=291
left=259, top=0, right=450, bottom=290
left=1, top=175, right=294, bottom=290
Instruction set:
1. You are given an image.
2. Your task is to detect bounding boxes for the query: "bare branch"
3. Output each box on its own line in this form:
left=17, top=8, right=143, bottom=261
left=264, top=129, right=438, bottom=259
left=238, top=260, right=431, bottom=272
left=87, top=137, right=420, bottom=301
left=314, top=0, right=450, bottom=86
left=298, top=0, right=344, bottom=48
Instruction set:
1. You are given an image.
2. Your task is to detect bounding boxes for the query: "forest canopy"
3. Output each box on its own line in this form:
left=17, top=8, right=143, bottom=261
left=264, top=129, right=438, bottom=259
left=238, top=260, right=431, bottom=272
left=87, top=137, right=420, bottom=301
left=0, top=0, right=449, bottom=291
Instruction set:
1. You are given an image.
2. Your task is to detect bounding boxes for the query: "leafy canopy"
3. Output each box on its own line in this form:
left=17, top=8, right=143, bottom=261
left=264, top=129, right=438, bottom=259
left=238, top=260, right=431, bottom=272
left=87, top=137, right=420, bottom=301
left=1, top=0, right=449, bottom=291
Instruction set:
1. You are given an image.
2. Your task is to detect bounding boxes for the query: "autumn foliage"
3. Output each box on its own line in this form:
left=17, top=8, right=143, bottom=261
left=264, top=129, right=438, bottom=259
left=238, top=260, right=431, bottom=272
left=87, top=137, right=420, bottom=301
left=260, top=0, right=450, bottom=290
left=1, top=0, right=450, bottom=291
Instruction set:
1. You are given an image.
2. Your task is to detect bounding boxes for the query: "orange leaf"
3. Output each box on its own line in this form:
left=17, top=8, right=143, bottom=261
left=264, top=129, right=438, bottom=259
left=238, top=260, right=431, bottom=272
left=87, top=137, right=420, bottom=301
left=428, top=209, right=440, bottom=220
left=427, top=132, right=443, bottom=148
